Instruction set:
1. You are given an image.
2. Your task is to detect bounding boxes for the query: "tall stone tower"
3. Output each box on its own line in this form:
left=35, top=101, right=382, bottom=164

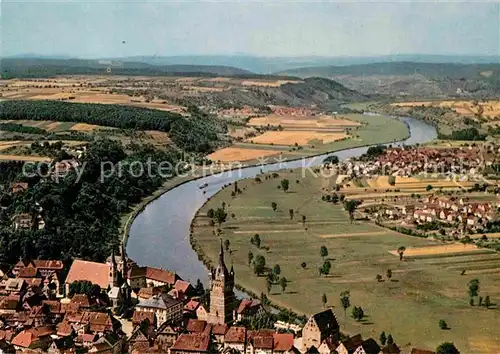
left=208, top=241, right=235, bottom=324
left=108, top=248, right=119, bottom=288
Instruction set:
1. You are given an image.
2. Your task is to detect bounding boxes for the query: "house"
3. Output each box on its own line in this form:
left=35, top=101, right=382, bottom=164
left=89, top=333, right=123, bottom=354
left=48, top=337, right=76, bottom=354
left=273, top=333, right=298, bottom=354
left=0, top=278, right=26, bottom=294
left=184, top=299, right=200, bottom=316
left=170, top=333, right=211, bottom=354
left=335, top=334, right=363, bottom=354
left=247, top=335, right=273, bottom=354
left=380, top=343, right=401, bottom=354
left=11, top=213, right=34, bottom=231
left=212, top=324, right=228, bottom=348
left=128, top=265, right=179, bottom=289
left=65, top=259, right=110, bottom=294
left=235, top=298, right=265, bottom=321
left=132, top=310, right=156, bottom=328
left=135, top=294, right=183, bottom=325
left=154, top=322, right=181, bottom=351
left=224, top=326, right=247, bottom=352
left=353, top=338, right=380, bottom=354
left=173, top=279, right=194, bottom=298
left=128, top=326, right=151, bottom=353
left=196, top=304, right=209, bottom=321
left=318, top=338, right=338, bottom=354
left=11, top=326, right=55, bottom=351
left=11, top=182, right=28, bottom=193
left=302, top=309, right=340, bottom=351
left=32, top=260, right=64, bottom=278
left=187, top=319, right=208, bottom=333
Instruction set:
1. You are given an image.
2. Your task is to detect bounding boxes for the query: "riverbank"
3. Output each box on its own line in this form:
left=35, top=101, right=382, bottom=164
left=122, top=114, right=412, bottom=249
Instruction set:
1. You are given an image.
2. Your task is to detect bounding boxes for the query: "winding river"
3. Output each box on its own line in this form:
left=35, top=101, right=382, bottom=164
left=127, top=116, right=437, bottom=290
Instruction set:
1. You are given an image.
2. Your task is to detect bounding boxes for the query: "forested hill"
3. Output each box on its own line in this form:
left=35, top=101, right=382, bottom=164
left=192, top=77, right=369, bottom=109
left=1, top=58, right=256, bottom=78
left=0, top=100, right=226, bottom=153
left=275, top=62, right=500, bottom=98
left=277, top=62, right=500, bottom=79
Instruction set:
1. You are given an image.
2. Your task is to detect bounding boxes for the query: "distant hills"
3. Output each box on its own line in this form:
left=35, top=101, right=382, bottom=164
left=2, top=55, right=499, bottom=98
left=0, top=58, right=256, bottom=79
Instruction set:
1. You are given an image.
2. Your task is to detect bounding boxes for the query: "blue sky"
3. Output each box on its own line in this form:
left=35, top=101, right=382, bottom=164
left=2, top=1, right=499, bottom=58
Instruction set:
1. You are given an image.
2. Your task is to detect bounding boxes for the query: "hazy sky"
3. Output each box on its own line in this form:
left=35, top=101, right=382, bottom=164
left=2, top=1, right=499, bottom=58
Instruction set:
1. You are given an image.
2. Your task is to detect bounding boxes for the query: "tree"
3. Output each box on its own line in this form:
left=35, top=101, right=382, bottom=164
left=224, top=239, right=230, bottom=252
left=248, top=251, right=254, bottom=266
left=351, top=306, right=364, bottom=321
left=436, top=342, right=460, bottom=354
left=379, top=332, right=387, bottom=346
left=469, top=298, right=474, bottom=306
left=279, top=277, right=287, bottom=293
left=468, top=278, right=479, bottom=298
left=213, top=207, right=227, bottom=228
left=271, top=202, right=277, bottom=211
left=266, top=276, right=272, bottom=294
left=322, top=261, right=331, bottom=276
left=426, top=184, right=433, bottom=192
left=340, top=291, right=350, bottom=317
left=302, top=215, right=306, bottom=227
left=289, top=209, right=294, bottom=220
left=320, top=246, right=328, bottom=260
left=439, top=319, right=448, bottom=330
left=397, top=246, right=406, bottom=261
left=273, top=264, right=281, bottom=277
left=387, top=334, right=394, bottom=345
left=386, top=269, right=392, bottom=280
left=253, top=255, right=266, bottom=276
left=479, top=296, right=483, bottom=306
left=344, top=200, right=360, bottom=223
left=321, top=293, right=327, bottom=307
left=195, top=279, right=204, bottom=296
left=281, top=179, right=290, bottom=192
left=301, top=262, right=307, bottom=269
left=376, top=274, right=383, bottom=282
left=207, top=209, right=214, bottom=218
left=251, top=234, right=261, bottom=248
left=485, top=295, right=491, bottom=308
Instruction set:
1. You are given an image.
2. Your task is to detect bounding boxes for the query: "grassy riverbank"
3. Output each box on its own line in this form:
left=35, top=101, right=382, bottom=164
left=191, top=169, right=500, bottom=353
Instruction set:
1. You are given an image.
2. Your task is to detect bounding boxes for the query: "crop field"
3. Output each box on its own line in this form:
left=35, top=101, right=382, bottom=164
left=364, top=176, right=476, bottom=192
left=248, top=114, right=361, bottom=129
left=392, top=100, right=500, bottom=119
left=247, top=131, right=348, bottom=146
left=209, top=114, right=409, bottom=163
left=192, top=169, right=500, bottom=353
left=207, top=147, right=282, bottom=163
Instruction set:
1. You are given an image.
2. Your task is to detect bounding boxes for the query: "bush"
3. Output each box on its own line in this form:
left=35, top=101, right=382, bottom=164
left=439, top=319, right=448, bottom=330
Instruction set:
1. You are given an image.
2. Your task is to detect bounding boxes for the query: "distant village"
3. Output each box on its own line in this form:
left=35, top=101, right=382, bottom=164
left=0, top=240, right=437, bottom=354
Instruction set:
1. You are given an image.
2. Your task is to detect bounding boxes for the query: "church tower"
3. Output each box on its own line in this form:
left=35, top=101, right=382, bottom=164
left=208, top=240, right=235, bottom=324
left=108, top=248, right=119, bottom=288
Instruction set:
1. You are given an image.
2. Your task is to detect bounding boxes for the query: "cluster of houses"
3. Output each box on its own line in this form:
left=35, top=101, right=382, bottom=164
left=0, top=242, right=439, bottom=354
left=377, top=195, right=497, bottom=234
left=342, top=146, right=488, bottom=178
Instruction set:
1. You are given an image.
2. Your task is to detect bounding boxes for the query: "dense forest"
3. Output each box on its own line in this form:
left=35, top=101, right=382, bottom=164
left=0, top=139, right=183, bottom=265
left=0, top=123, right=46, bottom=135
left=0, top=100, right=226, bottom=153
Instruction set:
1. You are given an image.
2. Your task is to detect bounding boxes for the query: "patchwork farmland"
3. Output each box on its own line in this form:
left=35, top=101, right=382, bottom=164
left=192, top=168, right=500, bottom=353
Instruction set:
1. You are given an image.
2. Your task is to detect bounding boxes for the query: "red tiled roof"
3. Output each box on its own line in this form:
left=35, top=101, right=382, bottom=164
left=132, top=311, right=156, bottom=326
left=236, top=299, right=262, bottom=314
left=18, top=267, right=39, bottom=278
left=225, top=326, right=246, bottom=343
left=252, top=336, right=274, bottom=350
left=65, top=260, right=109, bottom=288
left=33, top=260, right=64, bottom=270
left=11, top=326, right=55, bottom=348
left=273, top=333, right=294, bottom=352
left=411, top=350, right=435, bottom=354
left=186, top=319, right=207, bottom=333
left=70, top=294, right=92, bottom=307
left=145, top=267, right=177, bottom=285
left=184, top=299, right=200, bottom=312
left=170, top=334, right=210, bottom=352
left=211, top=324, right=227, bottom=336
left=174, top=280, right=192, bottom=293
left=57, top=321, right=74, bottom=337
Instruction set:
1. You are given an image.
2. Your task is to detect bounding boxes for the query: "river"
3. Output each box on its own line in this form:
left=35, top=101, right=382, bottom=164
left=127, top=116, right=437, bottom=290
